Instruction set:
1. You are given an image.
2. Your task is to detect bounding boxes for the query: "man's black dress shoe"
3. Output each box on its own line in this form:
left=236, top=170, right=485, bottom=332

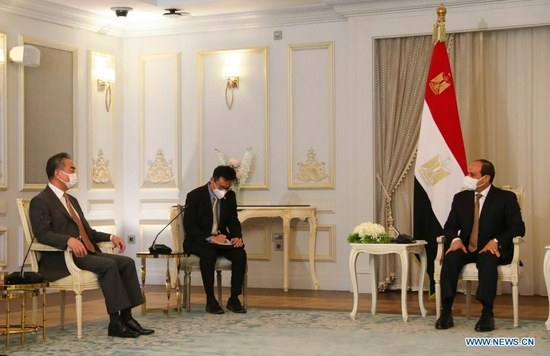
left=206, top=299, right=225, bottom=314
left=475, top=314, right=495, bottom=332
left=108, top=319, right=140, bottom=338
left=226, top=297, right=246, bottom=314
left=126, top=318, right=155, bottom=335
left=435, top=311, right=454, bottom=330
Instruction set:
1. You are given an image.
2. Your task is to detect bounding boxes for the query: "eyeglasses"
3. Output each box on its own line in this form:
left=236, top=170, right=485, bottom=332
left=215, top=183, right=233, bottom=191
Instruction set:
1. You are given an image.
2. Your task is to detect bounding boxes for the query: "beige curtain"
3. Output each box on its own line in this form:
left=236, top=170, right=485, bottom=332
left=376, top=26, right=550, bottom=295
left=374, top=35, right=433, bottom=291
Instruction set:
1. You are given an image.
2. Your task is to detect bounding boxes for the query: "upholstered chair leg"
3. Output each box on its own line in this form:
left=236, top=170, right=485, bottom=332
left=75, top=291, right=83, bottom=339
left=185, top=271, right=191, bottom=312
left=512, top=282, right=519, bottom=327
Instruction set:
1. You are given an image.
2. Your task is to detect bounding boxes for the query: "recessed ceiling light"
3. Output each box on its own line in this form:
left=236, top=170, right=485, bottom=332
left=163, top=8, right=190, bottom=19
left=111, top=7, right=133, bottom=18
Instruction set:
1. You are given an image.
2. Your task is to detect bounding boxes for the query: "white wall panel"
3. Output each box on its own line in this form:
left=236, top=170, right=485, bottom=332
left=198, top=47, right=269, bottom=189
left=288, top=42, right=335, bottom=189
left=139, top=53, right=180, bottom=189
left=89, top=51, right=116, bottom=189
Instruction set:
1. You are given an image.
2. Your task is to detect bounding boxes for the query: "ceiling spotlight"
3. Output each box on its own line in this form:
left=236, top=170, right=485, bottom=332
left=111, top=7, right=133, bottom=18
left=163, top=8, right=190, bottom=18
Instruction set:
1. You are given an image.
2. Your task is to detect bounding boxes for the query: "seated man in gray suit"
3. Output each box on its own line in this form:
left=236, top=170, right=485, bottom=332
left=30, top=152, right=154, bottom=338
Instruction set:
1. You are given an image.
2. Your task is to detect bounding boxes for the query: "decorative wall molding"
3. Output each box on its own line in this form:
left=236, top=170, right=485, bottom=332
left=145, top=149, right=175, bottom=184
left=92, top=149, right=112, bottom=184
left=288, top=42, right=335, bottom=189
left=139, top=199, right=181, bottom=215
left=198, top=47, right=269, bottom=189
left=290, top=224, right=335, bottom=262
left=139, top=53, right=180, bottom=190
left=241, top=225, right=272, bottom=261
left=20, top=36, right=77, bottom=191
left=295, top=148, right=328, bottom=182
left=89, top=51, right=116, bottom=190
left=86, top=199, right=115, bottom=217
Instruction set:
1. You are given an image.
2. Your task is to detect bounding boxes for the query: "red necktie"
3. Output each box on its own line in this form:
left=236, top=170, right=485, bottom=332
left=64, top=194, right=95, bottom=252
left=468, top=193, right=482, bottom=252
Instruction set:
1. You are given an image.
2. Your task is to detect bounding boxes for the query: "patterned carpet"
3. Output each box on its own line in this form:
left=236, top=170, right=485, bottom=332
left=4, top=309, right=549, bottom=355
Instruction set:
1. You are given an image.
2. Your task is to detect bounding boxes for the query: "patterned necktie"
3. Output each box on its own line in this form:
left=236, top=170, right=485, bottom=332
left=468, top=193, right=483, bottom=253
left=64, top=194, right=96, bottom=252
left=211, top=196, right=219, bottom=236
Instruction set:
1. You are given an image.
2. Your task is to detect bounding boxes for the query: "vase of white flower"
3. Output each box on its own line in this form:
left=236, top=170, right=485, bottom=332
left=348, top=222, right=391, bottom=244
left=215, top=147, right=253, bottom=204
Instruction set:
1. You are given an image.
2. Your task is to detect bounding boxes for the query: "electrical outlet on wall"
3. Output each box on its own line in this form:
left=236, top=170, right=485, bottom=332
left=128, top=235, right=135, bottom=244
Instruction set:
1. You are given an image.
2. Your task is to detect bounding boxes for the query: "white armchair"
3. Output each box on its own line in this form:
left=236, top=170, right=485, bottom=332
left=433, top=186, right=525, bottom=327
left=17, top=199, right=115, bottom=339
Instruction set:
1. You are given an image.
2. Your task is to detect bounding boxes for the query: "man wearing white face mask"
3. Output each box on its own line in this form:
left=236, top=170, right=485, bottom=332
left=30, top=152, right=153, bottom=338
left=183, top=165, right=247, bottom=314
left=435, top=159, right=525, bottom=332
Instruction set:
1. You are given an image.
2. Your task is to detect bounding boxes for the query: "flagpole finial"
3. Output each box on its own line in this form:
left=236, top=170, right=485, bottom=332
left=432, top=4, right=447, bottom=43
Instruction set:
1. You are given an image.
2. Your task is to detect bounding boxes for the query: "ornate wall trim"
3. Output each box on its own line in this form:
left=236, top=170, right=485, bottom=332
left=288, top=42, right=335, bottom=189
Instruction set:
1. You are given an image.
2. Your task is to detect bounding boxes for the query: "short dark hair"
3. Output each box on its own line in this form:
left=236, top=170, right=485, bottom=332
left=46, top=152, right=71, bottom=180
left=212, top=165, right=236, bottom=182
left=476, top=159, right=495, bottom=183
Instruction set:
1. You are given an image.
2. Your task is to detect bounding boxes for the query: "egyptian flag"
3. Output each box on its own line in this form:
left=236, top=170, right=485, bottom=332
left=414, top=40, right=467, bottom=295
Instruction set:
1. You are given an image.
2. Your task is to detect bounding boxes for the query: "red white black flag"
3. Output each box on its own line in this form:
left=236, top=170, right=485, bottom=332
left=414, top=40, right=467, bottom=294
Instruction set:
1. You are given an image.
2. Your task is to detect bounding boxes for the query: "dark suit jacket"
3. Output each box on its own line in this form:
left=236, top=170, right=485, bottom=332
left=443, top=185, right=525, bottom=264
left=29, top=185, right=111, bottom=281
left=183, top=183, right=242, bottom=252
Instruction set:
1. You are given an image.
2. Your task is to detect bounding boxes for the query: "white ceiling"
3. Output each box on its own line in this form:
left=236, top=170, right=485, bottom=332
left=42, top=0, right=327, bottom=20
left=1, top=0, right=498, bottom=37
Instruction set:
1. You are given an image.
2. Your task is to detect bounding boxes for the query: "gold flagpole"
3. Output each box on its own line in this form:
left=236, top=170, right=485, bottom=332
left=432, top=4, right=447, bottom=43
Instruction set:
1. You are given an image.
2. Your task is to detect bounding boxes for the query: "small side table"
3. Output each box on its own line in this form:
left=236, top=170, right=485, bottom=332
left=136, top=252, right=185, bottom=315
left=544, top=245, right=550, bottom=330
left=0, top=281, right=48, bottom=350
left=349, top=241, right=428, bottom=322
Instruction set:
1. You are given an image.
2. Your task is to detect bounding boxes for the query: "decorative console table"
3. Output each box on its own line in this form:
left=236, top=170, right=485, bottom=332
left=237, top=205, right=319, bottom=292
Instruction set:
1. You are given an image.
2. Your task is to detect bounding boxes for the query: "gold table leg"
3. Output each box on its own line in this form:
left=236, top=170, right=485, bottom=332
left=140, top=257, right=146, bottom=315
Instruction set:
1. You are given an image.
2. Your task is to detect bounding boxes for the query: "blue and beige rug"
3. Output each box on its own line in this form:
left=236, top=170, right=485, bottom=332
left=4, top=309, right=549, bottom=355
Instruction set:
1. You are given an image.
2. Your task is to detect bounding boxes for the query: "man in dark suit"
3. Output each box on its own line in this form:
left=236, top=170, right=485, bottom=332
left=183, top=165, right=247, bottom=314
left=435, top=159, right=525, bottom=332
left=30, top=152, right=154, bottom=338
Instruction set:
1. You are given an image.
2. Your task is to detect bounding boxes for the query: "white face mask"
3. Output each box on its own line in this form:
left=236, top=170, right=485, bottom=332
left=59, top=170, right=78, bottom=189
left=213, top=188, right=227, bottom=200
left=463, top=175, right=485, bottom=191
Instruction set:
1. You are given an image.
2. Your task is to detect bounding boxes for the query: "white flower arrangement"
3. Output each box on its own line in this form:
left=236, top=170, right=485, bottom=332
left=215, top=147, right=253, bottom=186
left=348, top=222, right=391, bottom=244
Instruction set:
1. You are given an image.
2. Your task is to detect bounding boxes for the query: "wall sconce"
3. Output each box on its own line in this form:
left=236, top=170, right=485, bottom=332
left=223, top=66, right=239, bottom=110
left=96, top=68, right=115, bottom=112
left=0, top=49, right=4, bottom=64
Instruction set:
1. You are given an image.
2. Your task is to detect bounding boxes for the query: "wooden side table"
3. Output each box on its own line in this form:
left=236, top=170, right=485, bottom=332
left=349, top=241, right=428, bottom=322
left=0, top=281, right=48, bottom=350
left=136, top=252, right=185, bottom=315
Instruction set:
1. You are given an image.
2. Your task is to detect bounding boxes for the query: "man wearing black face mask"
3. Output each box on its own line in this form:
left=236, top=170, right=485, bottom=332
left=183, top=165, right=247, bottom=314
left=435, top=159, right=525, bottom=332
left=29, top=152, right=153, bottom=338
